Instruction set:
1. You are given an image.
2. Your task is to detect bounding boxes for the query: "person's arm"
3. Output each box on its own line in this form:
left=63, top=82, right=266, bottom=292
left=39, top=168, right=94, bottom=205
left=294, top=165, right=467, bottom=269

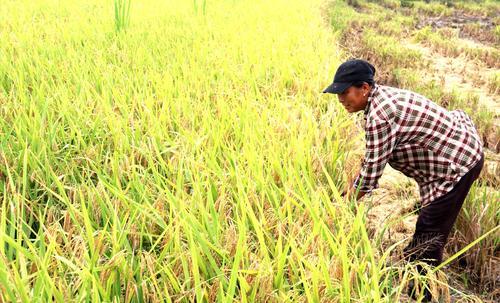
left=340, top=188, right=367, bottom=200
left=341, top=174, right=368, bottom=200
left=350, top=117, right=397, bottom=199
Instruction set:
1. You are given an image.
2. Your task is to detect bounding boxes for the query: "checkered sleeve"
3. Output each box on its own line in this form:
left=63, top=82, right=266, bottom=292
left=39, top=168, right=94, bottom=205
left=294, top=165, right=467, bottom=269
left=353, top=118, right=397, bottom=193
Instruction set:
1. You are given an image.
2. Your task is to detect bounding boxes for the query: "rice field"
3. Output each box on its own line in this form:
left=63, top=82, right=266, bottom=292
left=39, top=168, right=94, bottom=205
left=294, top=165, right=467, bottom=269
left=0, top=0, right=498, bottom=302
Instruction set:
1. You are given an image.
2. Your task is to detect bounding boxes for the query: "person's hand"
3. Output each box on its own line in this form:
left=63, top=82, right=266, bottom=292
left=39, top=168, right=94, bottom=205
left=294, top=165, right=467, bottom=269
left=341, top=187, right=353, bottom=200
left=342, top=185, right=367, bottom=201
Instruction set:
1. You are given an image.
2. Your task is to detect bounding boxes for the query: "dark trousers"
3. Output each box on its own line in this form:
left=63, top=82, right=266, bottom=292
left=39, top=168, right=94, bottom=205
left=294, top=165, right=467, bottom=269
left=403, top=152, right=485, bottom=267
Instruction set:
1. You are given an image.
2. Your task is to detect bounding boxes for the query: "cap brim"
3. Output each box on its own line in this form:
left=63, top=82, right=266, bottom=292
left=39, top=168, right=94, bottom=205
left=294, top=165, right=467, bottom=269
left=322, top=82, right=352, bottom=94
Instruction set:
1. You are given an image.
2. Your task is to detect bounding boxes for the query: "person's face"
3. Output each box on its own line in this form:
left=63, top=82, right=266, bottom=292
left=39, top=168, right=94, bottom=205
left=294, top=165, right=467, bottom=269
left=337, top=83, right=371, bottom=113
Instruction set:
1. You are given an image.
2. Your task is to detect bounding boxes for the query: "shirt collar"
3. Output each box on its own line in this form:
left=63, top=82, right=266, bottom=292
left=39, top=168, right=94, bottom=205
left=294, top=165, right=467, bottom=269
left=364, top=83, right=379, bottom=117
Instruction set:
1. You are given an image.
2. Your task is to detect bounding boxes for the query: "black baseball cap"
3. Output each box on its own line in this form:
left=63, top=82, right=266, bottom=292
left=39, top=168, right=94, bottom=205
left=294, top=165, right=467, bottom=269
left=322, top=59, right=376, bottom=94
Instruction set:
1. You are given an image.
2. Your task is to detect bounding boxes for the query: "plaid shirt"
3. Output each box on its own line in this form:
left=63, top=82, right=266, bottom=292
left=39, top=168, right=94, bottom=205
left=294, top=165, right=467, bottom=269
left=353, top=84, right=483, bottom=206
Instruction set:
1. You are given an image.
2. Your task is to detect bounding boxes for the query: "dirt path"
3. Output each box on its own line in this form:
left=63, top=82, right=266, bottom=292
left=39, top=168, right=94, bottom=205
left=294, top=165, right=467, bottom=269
left=404, top=40, right=500, bottom=116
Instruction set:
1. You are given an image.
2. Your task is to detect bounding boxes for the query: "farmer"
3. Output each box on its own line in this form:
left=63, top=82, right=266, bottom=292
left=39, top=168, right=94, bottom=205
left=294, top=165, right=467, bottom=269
left=323, top=59, right=484, bottom=300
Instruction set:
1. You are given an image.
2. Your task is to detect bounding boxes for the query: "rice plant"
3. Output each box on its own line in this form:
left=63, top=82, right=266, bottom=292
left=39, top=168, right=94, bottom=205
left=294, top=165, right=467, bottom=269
left=0, top=0, right=498, bottom=302
left=114, top=0, right=131, bottom=32
left=193, top=0, right=208, bottom=15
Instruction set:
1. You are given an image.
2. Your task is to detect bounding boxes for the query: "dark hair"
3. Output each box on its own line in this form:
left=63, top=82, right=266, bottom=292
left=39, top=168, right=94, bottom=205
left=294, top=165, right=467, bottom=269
left=352, top=80, right=375, bottom=88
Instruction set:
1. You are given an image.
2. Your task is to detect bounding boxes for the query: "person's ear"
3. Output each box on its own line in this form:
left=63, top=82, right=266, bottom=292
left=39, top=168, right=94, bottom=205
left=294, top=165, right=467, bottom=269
left=362, top=82, right=370, bottom=97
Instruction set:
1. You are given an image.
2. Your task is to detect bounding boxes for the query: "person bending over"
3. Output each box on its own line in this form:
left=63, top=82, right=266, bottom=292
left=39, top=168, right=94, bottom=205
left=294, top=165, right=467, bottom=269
left=323, top=59, right=484, bottom=301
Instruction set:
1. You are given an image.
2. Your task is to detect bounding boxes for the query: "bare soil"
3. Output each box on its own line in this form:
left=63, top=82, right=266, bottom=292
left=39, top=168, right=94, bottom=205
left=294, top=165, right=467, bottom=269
left=404, top=41, right=499, bottom=113
left=416, top=11, right=499, bottom=46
